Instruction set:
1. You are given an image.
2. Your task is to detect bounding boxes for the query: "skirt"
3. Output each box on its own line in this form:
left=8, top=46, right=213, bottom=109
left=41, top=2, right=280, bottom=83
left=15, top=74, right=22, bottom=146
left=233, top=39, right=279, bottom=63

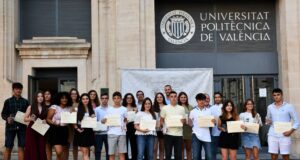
left=74, top=128, right=95, bottom=147
left=241, top=133, right=261, bottom=149
left=48, top=125, right=69, bottom=146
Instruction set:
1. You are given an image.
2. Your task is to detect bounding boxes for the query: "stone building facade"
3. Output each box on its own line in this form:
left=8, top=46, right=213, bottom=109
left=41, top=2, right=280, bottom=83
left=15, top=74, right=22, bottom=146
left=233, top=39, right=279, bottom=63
left=0, top=0, right=300, bottom=158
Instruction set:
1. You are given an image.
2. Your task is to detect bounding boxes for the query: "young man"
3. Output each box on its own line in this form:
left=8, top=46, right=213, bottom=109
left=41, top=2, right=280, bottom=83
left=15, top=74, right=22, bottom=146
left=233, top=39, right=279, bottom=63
left=266, top=88, right=300, bottom=160
left=209, top=92, right=223, bottom=160
left=1, top=82, right=29, bottom=160
left=164, top=85, right=172, bottom=105
left=136, top=90, right=144, bottom=111
left=189, top=93, right=215, bottom=160
left=95, top=93, right=111, bottom=160
left=160, top=91, right=186, bottom=160
left=102, top=91, right=127, bottom=160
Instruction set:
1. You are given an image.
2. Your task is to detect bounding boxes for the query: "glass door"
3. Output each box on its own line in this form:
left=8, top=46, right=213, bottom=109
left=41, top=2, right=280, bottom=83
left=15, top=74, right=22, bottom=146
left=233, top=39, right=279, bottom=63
left=214, top=75, right=278, bottom=146
left=214, top=76, right=245, bottom=112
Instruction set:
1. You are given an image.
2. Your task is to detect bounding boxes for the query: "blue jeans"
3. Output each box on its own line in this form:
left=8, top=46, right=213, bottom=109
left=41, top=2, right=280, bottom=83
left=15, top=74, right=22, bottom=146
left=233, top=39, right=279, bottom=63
left=192, top=134, right=212, bottom=160
left=210, top=136, right=219, bottom=160
left=95, top=134, right=109, bottom=160
left=136, top=135, right=155, bottom=160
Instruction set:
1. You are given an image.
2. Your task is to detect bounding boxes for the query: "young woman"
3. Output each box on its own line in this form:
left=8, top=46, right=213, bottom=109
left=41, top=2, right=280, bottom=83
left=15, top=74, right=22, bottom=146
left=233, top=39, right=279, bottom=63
left=44, top=90, right=52, bottom=108
left=134, top=98, right=157, bottom=160
left=24, top=91, right=48, bottom=160
left=153, top=92, right=167, bottom=160
left=73, top=93, right=95, bottom=160
left=44, top=89, right=53, bottom=160
left=69, top=88, right=80, bottom=160
left=218, top=100, right=243, bottom=160
left=46, top=92, right=72, bottom=160
left=122, top=93, right=138, bottom=160
left=178, top=92, right=193, bottom=160
left=88, top=90, right=100, bottom=109
left=239, top=99, right=262, bottom=160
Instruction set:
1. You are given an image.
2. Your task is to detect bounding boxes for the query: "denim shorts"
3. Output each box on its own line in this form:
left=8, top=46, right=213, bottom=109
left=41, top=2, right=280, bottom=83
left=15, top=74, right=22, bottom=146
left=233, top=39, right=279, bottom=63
left=5, top=129, right=26, bottom=148
left=241, top=133, right=261, bottom=149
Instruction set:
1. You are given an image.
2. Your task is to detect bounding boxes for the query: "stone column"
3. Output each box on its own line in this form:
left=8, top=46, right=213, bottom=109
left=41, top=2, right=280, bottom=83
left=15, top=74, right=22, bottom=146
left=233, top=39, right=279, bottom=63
left=277, top=0, right=300, bottom=158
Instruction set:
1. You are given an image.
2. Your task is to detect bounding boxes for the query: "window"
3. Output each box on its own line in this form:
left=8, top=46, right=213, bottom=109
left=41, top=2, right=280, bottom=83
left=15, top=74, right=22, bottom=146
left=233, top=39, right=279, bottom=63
left=20, top=0, right=91, bottom=41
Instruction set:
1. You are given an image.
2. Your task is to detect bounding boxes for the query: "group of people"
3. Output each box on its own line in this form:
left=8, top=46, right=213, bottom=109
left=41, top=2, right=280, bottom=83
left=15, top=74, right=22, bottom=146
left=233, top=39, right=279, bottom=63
left=1, top=83, right=299, bottom=160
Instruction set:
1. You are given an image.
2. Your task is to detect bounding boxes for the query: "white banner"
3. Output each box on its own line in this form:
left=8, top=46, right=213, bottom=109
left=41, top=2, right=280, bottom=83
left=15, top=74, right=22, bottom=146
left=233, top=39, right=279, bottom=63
left=121, top=68, right=213, bottom=106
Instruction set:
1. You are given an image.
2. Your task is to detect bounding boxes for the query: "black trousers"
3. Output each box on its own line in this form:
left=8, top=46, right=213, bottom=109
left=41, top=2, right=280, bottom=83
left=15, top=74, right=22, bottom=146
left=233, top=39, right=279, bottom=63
left=126, top=122, right=137, bottom=160
left=164, top=135, right=183, bottom=160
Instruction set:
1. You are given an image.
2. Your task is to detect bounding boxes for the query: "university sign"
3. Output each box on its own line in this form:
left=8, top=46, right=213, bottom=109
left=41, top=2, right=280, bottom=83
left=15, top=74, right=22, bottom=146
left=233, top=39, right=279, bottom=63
left=161, top=10, right=272, bottom=45
left=156, top=0, right=276, bottom=53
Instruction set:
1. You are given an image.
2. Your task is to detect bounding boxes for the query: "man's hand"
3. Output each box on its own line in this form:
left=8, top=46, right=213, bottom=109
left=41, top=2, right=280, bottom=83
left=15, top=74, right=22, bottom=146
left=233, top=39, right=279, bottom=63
left=7, top=117, right=14, bottom=124
left=283, top=129, right=294, bottom=137
left=101, top=118, right=107, bottom=124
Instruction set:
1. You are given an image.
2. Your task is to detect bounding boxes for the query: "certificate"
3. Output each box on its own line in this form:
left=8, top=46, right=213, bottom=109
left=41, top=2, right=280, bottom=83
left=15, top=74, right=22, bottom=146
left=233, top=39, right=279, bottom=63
left=165, top=115, right=183, bottom=127
left=93, top=122, right=108, bottom=131
left=127, top=111, right=136, bottom=122
left=31, top=118, right=50, bottom=136
left=244, top=122, right=260, bottom=134
left=198, top=115, right=215, bottom=127
left=140, top=119, right=156, bottom=131
left=274, top=122, right=292, bottom=134
left=81, top=117, right=97, bottom=128
left=227, top=121, right=245, bottom=133
left=14, top=111, right=28, bottom=125
left=61, top=112, right=77, bottom=124
left=106, top=114, right=121, bottom=126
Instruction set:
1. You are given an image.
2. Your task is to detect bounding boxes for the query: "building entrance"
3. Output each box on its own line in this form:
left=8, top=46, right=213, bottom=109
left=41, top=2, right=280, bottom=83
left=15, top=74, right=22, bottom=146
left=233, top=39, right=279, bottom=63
left=28, top=68, right=77, bottom=104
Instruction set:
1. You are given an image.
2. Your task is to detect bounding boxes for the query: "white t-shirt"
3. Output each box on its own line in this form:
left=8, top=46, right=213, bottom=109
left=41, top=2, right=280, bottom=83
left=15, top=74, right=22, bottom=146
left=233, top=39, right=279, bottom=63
left=161, top=104, right=185, bottom=136
left=210, top=103, right=222, bottom=136
left=134, top=111, right=156, bottom=135
left=189, top=107, right=213, bottom=142
left=106, top=106, right=127, bottom=136
left=50, top=105, right=71, bottom=126
left=239, top=112, right=262, bottom=125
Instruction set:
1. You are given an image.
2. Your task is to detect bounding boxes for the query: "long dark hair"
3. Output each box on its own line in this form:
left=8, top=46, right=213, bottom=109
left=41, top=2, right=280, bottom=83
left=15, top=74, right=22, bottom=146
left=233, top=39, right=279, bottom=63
left=141, top=97, right=156, bottom=120
left=88, top=90, right=100, bottom=106
left=177, top=92, right=189, bottom=107
left=77, top=93, right=95, bottom=121
left=69, top=88, right=80, bottom=103
left=31, top=91, right=48, bottom=118
left=243, top=99, right=257, bottom=118
left=122, top=93, right=137, bottom=108
left=220, top=100, right=238, bottom=120
left=53, top=92, right=72, bottom=107
left=153, top=92, right=167, bottom=112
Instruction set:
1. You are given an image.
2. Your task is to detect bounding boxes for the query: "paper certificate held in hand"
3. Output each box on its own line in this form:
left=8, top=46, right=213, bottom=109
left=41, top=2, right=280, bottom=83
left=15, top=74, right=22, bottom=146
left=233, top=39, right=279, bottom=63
left=140, top=119, right=156, bottom=131
left=93, top=122, right=108, bottom=131
left=61, top=112, right=77, bottom=124
left=127, top=111, right=136, bottom=122
left=14, top=111, right=29, bottom=125
left=106, top=114, right=121, bottom=126
left=274, top=122, right=292, bottom=134
left=198, top=116, right=215, bottom=127
left=244, top=122, right=260, bottom=134
left=31, top=118, right=50, bottom=136
left=81, top=117, right=97, bottom=128
left=165, top=115, right=183, bottom=127
left=227, top=121, right=245, bottom=133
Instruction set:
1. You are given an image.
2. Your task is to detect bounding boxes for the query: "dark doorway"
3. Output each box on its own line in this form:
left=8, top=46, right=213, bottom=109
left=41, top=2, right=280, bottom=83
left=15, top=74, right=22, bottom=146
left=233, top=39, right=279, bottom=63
left=28, top=68, right=77, bottom=104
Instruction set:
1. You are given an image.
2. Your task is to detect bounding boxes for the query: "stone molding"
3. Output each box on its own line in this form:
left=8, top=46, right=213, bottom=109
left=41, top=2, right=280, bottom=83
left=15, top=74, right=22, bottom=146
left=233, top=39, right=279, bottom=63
left=16, top=37, right=91, bottom=59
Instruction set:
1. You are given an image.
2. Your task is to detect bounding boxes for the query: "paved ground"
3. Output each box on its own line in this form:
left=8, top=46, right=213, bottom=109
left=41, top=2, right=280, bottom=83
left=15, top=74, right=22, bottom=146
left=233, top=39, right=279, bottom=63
left=1, top=147, right=299, bottom=159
